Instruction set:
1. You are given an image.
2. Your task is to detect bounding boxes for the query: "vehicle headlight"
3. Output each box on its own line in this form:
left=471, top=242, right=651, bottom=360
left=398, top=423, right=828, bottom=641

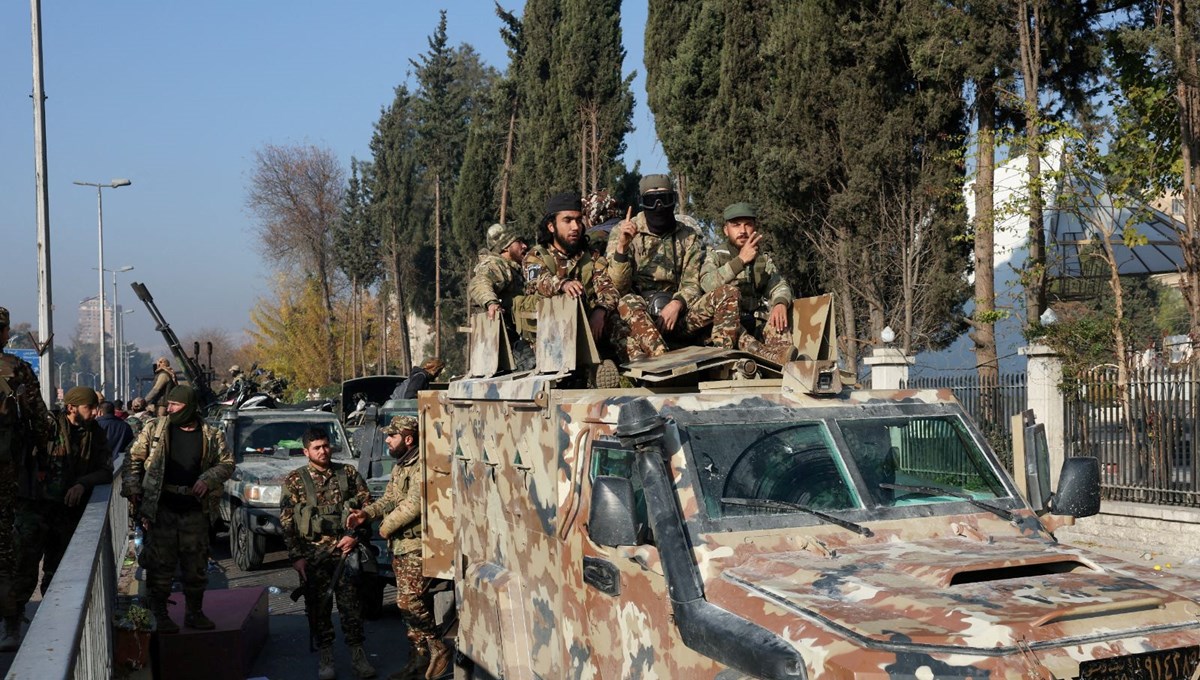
left=243, top=484, right=282, bottom=506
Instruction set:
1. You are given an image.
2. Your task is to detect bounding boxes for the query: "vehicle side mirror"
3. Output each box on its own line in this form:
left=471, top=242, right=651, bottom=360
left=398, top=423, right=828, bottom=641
left=588, top=476, right=639, bottom=547
left=1051, top=457, right=1101, bottom=518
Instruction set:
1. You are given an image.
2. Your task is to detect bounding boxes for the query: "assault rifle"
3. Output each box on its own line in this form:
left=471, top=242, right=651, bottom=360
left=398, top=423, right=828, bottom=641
left=129, top=282, right=219, bottom=410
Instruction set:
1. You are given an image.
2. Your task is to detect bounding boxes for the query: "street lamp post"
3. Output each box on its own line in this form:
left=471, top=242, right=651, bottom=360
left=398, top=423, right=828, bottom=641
left=97, top=265, right=134, bottom=400
left=119, top=309, right=134, bottom=401
left=74, top=178, right=131, bottom=398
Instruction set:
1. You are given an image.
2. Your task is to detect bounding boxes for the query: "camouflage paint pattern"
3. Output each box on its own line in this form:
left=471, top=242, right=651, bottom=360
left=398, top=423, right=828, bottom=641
left=362, top=450, right=422, bottom=557
left=280, top=462, right=371, bottom=563
left=122, top=416, right=234, bottom=522
left=612, top=294, right=667, bottom=361
left=141, top=505, right=210, bottom=602
left=423, top=360, right=1200, bottom=679
left=393, top=552, right=437, bottom=647
left=700, top=241, right=794, bottom=315
left=522, top=244, right=619, bottom=316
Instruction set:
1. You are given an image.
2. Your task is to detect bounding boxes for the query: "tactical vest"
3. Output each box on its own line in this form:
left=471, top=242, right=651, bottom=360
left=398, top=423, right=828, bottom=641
left=295, top=466, right=352, bottom=541
left=0, top=354, right=20, bottom=464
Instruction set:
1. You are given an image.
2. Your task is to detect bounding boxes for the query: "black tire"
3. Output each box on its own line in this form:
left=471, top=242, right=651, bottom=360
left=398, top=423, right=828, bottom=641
left=360, top=574, right=385, bottom=620
left=230, top=507, right=266, bottom=571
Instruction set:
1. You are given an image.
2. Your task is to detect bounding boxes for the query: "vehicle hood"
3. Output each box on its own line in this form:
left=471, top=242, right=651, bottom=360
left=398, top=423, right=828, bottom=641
left=710, top=536, right=1200, bottom=652
left=231, top=458, right=307, bottom=486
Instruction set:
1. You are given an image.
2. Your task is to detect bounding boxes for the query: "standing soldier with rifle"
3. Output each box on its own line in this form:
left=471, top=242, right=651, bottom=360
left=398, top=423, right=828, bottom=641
left=282, top=428, right=376, bottom=680
left=0, top=307, right=53, bottom=651
left=123, top=385, right=233, bottom=634
left=143, top=357, right=177, bottom=417
left=348, top=415, right=448, bottom=680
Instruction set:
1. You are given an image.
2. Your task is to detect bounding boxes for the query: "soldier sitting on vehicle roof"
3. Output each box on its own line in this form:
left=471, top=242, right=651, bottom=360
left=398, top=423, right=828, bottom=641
left=523, top=191, right=622, bottom=386
left=606, top=174, right=744, bottom=360
left=700, top=202, right=799, bottom=366
left=468, top=223, right=535, bottom=370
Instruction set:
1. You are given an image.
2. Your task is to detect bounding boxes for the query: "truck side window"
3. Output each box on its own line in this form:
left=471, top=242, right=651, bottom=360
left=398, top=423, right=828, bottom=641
left=590, top=443, right=649, bottom=532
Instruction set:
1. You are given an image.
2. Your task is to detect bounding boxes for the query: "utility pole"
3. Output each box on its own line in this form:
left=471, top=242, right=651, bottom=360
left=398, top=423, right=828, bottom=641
left=30, top=0, right=53, bottom=405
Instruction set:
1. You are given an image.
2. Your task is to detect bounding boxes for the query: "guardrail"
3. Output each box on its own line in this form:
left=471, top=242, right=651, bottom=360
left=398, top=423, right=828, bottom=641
left=6, top=455, right=129, bottom=679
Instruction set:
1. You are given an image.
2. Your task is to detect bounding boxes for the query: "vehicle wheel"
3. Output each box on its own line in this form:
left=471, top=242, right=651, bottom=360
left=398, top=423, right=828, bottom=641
left=360, top=574, right=385, bottom=620
left=230, top=507, right=266, bottom=571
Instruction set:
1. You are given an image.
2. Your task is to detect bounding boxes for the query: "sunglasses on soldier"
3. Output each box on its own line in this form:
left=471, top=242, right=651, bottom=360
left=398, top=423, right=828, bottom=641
left=639, top=191, right=676, bottom=211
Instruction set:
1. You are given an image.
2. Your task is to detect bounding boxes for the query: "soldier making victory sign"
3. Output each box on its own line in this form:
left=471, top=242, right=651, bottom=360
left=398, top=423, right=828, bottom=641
left=347, top=415, right=450, bottom=680
left=700, top=202, right=799, bottom=366
left=282, top=427, right=377, bottom=680
left=606, top=174, right=744, bottom=360
left=123, top=385, right=234, bottom=635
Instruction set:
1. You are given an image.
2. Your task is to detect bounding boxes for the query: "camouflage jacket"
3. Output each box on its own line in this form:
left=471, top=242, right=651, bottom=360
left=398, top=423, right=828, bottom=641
left=280, top=462, right=371, bottom=563
left=523, top=244, right=619, bottom=314
left=468, top=252, right=524, bottom=312
left=605, top=213, right=705, bottom=308
left=18, top=411, right=113, bottom=503
left=0, top=352, right=53, bottom=468
left=363, top=455, right=423, bottom=556
left=700, top=241, right=794, bottom=315
left=122, top=416, right=234, bottom=522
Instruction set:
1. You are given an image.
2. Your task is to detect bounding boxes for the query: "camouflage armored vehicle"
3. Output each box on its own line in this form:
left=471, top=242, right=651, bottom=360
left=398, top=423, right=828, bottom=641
left=414, top=296, right=1200, bottom=679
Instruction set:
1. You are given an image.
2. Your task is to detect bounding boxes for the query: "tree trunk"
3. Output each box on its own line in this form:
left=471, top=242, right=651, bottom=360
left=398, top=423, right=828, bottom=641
left=972, top=80, right=999, bottom=386
left=1174, top=0, right=1200, bottom=335
left=836, top=240, right=858, bottom=375
left=434, top=174, right=443, bottom=358
left=316, top=251, right=337, bottom=384
left=1018, top=0, right=1046, bottom=327
left=589, top=104, right=601, bottom=193
left=499, top=105, right=516, bottom=225
left=350, top=275, right=358, bottom=379
left=580, top=109, right=589, bottom=196
left=388, top=232, right=412, bottom=373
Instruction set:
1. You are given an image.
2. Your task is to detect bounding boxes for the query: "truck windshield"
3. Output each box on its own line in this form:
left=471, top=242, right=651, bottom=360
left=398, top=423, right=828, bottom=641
left=238, top=419, right=348, bottom=459
left=837, top=415, right=1009, bottom=508
left=686, top=413, right=1011, bottom=524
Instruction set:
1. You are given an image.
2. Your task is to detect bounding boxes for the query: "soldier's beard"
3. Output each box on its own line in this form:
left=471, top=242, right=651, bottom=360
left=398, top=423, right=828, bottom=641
left=392, top=443, right=418, bottom=466
left=554, top=233, right=586, bottom=257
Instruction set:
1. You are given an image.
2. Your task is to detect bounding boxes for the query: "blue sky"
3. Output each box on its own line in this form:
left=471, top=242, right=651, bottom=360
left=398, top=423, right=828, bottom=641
left=1, top=1, right=663, bottom=353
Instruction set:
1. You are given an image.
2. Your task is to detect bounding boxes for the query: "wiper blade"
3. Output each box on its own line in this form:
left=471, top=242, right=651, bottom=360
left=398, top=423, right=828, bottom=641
left=720, top=497, right=874, bottom=537
left=879, top=482, right=1014, bottom=522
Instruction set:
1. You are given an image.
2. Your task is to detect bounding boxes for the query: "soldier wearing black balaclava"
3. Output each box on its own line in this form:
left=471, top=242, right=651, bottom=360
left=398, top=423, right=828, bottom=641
left=123, top=385, right=233, bottom=634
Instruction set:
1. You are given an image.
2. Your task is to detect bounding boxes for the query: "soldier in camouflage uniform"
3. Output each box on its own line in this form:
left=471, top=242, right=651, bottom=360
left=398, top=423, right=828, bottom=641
left=606, top=174, right=744, bottom=360
left=348, top=415, right=446, bottom=680
left=143, top=357, right=177, bottom=416
left=283, top=428, right=376, bottom=680
left=525, top=192, right=623, bottom=386
left=700, top=202, right=798, bottom=365
left=123, top=385, right=233, bottom=634
left=11, top=385, right=112, bottom=644
left=0, top=308, right=53, bottom=651
left=467, top=223, right=529, bottom=321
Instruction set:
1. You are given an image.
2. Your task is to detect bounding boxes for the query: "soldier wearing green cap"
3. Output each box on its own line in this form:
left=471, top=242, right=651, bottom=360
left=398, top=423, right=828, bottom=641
left=347, top=414, right=449, bottom=679
left=123, top=384, right=234, bottom=634
left=468, top=223, right=529, bottom=321
left=606, top=174, right=744, bottom=360
left=701, top=202, right=797, bottom=365
left=11, top=384, right=112, bottom=648
left=0, top=307, right=55, bottom=651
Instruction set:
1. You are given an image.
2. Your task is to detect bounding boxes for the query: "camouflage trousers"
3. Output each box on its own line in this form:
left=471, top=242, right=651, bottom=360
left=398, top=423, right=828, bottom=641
left=613, top=284, right=742, bottom=360
left=141, top=506, right=209, bottom=603
left=13, top=498, right=84, bottom=613
left=0, top=464, right=15, bottom=618
left=306, top=554, right=365, bottom=648
left=393, top=551, right=437, bottom=647
left=740, top=316, right=794, bottom=354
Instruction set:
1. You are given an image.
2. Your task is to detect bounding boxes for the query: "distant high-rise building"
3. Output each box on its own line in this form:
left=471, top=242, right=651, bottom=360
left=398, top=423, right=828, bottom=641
left=78, top=296, right=118, bottom=344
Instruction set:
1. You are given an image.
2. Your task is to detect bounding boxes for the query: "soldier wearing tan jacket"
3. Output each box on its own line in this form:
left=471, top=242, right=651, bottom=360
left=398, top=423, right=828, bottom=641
left=347, top=415, right=449, bottom=680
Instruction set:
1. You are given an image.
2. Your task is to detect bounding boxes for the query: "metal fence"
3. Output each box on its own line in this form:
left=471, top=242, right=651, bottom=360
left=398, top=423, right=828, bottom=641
left=902, top=373, right=1027, bottom=472
left=1065, top=364, right=1200, bottom=507
left=7, top=456, right=128, bottom=680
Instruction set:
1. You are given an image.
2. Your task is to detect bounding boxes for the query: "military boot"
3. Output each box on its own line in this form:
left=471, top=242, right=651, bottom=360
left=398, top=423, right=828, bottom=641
left=0, top=617, right=21, bottom=652
left=738, top=334, right=797, bottom=366
left=183, top=593, right=215, bottom=630
left=387, top=644, right=428, bottom=680
left=426, top=638, right=451, bottom=679
left=350, top=645, right=377, bottom=678
left=318, top=646, right=337, bottom=680
left=592, top=359, right=621, bottom=389
left=151, top=596, right=179, bottom=635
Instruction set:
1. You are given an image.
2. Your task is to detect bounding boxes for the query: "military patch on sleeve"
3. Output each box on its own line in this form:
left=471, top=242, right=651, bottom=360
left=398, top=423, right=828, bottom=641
left=525, top=263, right=543, bottom=282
